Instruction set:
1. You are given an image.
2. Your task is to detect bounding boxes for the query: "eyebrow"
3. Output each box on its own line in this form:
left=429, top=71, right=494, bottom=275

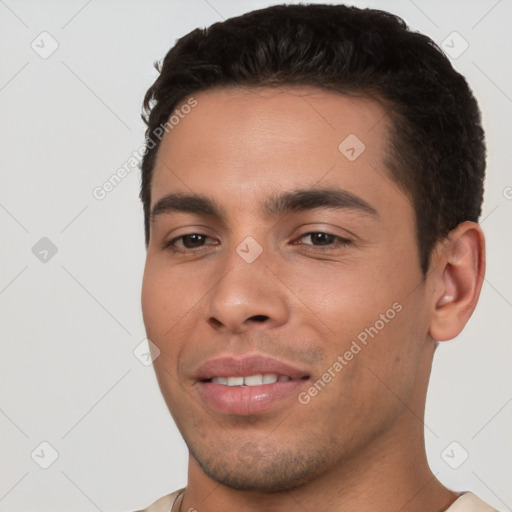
left=150, top=187, right=379, bottom=224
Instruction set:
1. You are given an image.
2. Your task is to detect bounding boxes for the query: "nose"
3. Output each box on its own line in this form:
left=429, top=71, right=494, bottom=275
left=203, top=247, right=290, bottom=334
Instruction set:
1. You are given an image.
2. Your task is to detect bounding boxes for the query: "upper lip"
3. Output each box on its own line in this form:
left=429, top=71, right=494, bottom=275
left=195, top=354, right=310, bottom=381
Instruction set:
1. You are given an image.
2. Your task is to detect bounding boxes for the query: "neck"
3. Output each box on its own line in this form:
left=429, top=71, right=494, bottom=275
left=180, top=341, right=457, bottom=512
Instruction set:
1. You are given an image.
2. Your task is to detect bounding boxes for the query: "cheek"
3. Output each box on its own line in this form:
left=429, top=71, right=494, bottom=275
left=349, top=297, right=428, bottom=417
left=290, top=259, right=424, bottom=391
left=283, top=260, right=392, bottom=337
left=141, top=266, right=167, bottom=338
left=141, top=265, right=193, bottom=411
left=304, top=308, right=423, bottom=440
left=141, top=261, right=196, bottom=339
left=141, top=261, right=214, bottom=388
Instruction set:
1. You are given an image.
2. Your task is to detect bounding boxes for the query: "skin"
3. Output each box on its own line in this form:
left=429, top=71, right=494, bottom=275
left=141, top=86, right=485, bottom=512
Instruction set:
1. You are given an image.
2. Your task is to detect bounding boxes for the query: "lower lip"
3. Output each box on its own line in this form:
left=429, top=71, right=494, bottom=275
left=198, top=379, right=308, bottom=415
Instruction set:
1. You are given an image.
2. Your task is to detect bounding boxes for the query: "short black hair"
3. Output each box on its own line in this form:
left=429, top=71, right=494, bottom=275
left=140, top=3, right=486, bottom=275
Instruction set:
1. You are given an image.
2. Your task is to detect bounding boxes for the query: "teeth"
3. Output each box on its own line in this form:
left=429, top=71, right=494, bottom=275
left=227, top=376, right=244, bottom=386
left=210, top=373, right=290, bottom=386
left=244, top=374, right=263, bottom=386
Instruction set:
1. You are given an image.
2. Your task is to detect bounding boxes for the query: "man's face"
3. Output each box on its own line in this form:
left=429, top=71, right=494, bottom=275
left=141, top=86, right=432, bottom=491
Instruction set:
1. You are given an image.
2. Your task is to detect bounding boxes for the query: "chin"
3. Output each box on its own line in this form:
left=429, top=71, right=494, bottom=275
left=187, top=439, right=334, bottom=493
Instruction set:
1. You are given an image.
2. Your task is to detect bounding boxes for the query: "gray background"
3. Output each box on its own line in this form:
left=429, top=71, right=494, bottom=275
left=1, top=0, right=511, bottom=510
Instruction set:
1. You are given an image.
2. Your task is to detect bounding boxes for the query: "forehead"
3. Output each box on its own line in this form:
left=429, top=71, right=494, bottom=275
left=155, top=85, right=390, bottom=163
left=150, top=85, right=401, bottom=218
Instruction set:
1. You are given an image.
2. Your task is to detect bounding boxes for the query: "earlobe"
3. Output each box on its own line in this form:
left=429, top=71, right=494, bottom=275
left=428, top=222, right=486, bottom=342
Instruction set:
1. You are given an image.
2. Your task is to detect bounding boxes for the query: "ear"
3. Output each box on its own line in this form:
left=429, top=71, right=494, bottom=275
left=428, top=221, right=486, bottom=342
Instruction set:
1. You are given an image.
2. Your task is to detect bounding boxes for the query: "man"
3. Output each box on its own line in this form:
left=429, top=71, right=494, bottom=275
left=136, top=3, right=496, bottom=511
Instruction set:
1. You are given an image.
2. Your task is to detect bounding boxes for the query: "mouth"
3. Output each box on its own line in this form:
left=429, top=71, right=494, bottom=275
left=195, top=355, right=311, bottom=415
left=204, top=374, right=301, bottom=386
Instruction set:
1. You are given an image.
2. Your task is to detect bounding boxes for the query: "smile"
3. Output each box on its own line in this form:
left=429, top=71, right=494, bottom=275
left=208, top=374, right=292, bottom=386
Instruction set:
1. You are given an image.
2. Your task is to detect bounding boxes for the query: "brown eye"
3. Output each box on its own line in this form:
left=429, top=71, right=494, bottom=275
left=165, top=233, right=215, bottom=252
left=178, top=234, right=207, bottom=249
left=304, top=233, right=337, bottom=245
left=294, top=232, right=352, bottom=251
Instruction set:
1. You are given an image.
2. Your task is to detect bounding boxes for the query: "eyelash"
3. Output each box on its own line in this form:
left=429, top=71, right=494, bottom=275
left=164, top=232, right=352, bottom=254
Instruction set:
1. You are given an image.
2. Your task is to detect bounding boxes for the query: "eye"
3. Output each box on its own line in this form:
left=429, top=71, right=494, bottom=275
left=293, top=232, right=352, bottom=252
left=163, top=231, right=351, bottom=254
left=164, top=233, right=216, bottom=253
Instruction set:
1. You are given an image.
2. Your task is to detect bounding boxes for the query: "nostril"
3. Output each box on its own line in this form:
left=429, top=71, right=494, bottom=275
left=250, top=315, right=269, bottom=323
left=208, top=318, right=223, bottom=328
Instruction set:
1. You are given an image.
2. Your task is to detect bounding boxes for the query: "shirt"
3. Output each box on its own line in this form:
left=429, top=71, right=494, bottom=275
left=135, top=489, right=499, bottom=512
